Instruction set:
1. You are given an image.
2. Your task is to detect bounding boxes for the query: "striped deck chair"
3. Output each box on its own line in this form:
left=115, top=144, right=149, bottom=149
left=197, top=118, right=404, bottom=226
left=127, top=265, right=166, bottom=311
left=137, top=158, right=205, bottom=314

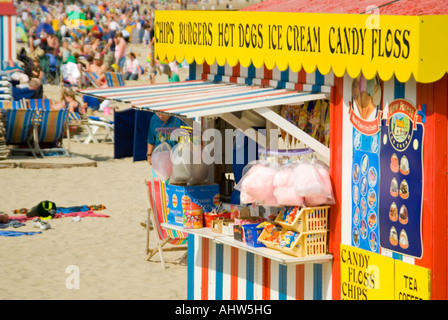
left=33, top=109, right=69, bottom=157
left=145, top=179, right=188, bottom=269
left=27, top=99, right=54, bottom=110
left=105, top=72, right=125, bottom=87
left=0, top=100, right=23, bottom=110
left=5, top=108, right=37, bottom=157
left=84, top=71, right=100, bottom=88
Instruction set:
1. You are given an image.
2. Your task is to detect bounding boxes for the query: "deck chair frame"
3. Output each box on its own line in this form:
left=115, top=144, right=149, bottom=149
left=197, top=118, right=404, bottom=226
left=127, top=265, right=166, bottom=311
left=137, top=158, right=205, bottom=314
left=66, top=111, right=99, bottom=149
left=84, top=71, right=100, bottom=88
left=4, top=103, right=38, bottom=158
left=105, top=72, right=125, bottom=87
left=33, top=109, right=70, bottom=157
left=144, top=179, right=187, bottom=270
left=84, top=117, right=114, bottom=144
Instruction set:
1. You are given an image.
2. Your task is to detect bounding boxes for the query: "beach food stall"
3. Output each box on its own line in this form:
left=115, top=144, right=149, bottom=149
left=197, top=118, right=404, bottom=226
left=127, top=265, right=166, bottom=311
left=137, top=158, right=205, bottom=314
left=0, top=0, right=17, bottom=64
left=79, top=0, right=448, bottom=300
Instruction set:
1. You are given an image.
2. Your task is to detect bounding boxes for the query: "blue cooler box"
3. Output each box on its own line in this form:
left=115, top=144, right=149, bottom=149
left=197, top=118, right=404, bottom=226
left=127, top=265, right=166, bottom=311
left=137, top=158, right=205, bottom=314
left=166, top=184, right=220, bottom=226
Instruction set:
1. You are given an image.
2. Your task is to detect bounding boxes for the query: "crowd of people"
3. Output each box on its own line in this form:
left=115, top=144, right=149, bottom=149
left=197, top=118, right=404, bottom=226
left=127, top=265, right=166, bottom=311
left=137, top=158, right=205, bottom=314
left=8, top=0, right=184, bottom=114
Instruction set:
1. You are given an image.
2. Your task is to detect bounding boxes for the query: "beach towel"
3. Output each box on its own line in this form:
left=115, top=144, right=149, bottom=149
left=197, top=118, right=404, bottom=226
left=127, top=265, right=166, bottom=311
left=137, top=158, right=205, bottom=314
left=0, top=230, right=42, bottom=237
left=10, top=210, right=110, bottom=223
left=13, top=204, right=106, bottom=215
left=0, top=220, right=25, bottom=229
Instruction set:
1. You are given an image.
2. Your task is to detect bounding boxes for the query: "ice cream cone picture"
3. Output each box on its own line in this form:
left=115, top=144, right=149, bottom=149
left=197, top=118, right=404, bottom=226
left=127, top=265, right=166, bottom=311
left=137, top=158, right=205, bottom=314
left=399, top=179, right=409, bottom=199
left=389, top=202, right=398, bottom=222
left=399, top=229, right=409, bottom=249
left=390, top=153, right=399, bottom=173
left=389, top=227, right=398, bottom=246
left=399, top=205, right=408, bottom=225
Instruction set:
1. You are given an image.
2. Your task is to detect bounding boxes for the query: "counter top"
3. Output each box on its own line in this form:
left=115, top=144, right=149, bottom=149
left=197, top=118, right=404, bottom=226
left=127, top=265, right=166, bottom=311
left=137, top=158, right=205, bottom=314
left=161, top=223, right=333, bottom=266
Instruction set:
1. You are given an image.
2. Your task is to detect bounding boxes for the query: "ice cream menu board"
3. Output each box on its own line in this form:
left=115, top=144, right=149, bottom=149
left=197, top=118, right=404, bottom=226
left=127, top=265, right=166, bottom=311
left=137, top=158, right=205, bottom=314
left=379, top=99, right=424, bottom=258
left=349, top=75, right=382, bottom=253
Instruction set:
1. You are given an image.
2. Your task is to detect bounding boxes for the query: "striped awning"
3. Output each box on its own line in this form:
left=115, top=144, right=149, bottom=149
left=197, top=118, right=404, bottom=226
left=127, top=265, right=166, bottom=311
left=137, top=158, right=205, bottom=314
left=78, top=80, right=329, bottom=118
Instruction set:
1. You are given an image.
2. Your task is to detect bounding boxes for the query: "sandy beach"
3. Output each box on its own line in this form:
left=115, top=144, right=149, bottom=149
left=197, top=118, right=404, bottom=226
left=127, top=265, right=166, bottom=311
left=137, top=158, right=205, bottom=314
left=0, top=44, right=191, bottom=301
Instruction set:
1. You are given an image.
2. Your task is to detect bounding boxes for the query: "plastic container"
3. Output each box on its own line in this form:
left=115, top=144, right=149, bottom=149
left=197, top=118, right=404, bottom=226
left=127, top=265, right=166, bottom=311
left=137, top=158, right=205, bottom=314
left=204, top=211, right=230, bottom=228
left=242, top=223, right=266, bottom=247
left=258, top=229, right=328, bottom=257
left=183, top=202, right=203, bottom=229
left=275, top=206, right=329, bottom=233
left=281, top=231, right=328, bottom=257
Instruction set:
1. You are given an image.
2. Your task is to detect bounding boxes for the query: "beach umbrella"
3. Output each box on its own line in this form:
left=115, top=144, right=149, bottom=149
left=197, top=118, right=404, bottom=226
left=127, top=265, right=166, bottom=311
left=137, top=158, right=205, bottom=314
left=35, top=22, right=54, bottom=36
left=68, top=11, right=86, bottom=20
left=90, top=24, right=103, bottom=38
left=16, top=26, right=28, bottom=43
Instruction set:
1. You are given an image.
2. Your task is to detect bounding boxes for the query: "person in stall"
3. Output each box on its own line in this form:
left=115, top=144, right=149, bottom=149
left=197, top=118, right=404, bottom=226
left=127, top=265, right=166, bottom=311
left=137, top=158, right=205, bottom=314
left=146, top=112, right=185, bottom=166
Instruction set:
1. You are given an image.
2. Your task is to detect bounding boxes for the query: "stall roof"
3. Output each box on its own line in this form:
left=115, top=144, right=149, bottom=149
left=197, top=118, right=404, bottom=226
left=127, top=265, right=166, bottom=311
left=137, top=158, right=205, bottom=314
left=241, top=0, right=448, bottom=15
left=0, top=0, right=17, bottom=15
left=78, top=80, right=328, bottom=118
left=155, top=5, right=448, bottom=83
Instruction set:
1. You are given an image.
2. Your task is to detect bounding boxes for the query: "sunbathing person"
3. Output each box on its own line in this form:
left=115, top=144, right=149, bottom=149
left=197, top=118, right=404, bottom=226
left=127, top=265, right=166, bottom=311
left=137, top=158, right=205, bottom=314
left=87, top=53, right=108, bottom=86
left=54, top=89, right=83, bottom=114
left=12, top=78, right=43, bottom=100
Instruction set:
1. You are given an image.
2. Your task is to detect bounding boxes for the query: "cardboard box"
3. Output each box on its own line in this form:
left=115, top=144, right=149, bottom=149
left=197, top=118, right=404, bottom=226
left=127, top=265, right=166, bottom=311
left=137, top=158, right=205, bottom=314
left=165, top=184, right=220, bottom=226
left=211, top=218, right=234, bottom=235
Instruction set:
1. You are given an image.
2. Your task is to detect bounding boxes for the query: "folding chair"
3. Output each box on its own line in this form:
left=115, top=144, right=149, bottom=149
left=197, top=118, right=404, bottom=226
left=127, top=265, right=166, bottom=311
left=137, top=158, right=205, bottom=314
left=84, top=116, right=114, bottom=144
left=84, top=71, right=100, bottom=88
left=5, top=107, right=37, bottom=158
left=144, top=179, right=188, bottom=269
left=105, top=72, right=125, bottom=87
left=0, top=100, right=22, bottom=110
left=33, top=108, right=69, bottom=157
left=66, top=111, right=98, bottom=145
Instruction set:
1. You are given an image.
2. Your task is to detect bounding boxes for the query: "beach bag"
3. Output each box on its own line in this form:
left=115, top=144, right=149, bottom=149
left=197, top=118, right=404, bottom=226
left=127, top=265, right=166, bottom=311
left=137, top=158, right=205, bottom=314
left=26, top=201, right=57, bottom=218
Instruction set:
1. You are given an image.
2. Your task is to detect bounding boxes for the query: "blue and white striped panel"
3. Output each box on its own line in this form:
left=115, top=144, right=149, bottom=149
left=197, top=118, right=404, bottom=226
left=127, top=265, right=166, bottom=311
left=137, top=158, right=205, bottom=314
left=187, top=234, right=330, bottom=300
left=0, top=15, right=16, bottom=66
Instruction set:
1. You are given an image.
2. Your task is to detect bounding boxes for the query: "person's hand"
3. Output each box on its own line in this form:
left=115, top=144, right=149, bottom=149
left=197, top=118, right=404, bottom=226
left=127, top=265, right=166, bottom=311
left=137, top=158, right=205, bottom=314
left=147, top=154, right=152, bottom=165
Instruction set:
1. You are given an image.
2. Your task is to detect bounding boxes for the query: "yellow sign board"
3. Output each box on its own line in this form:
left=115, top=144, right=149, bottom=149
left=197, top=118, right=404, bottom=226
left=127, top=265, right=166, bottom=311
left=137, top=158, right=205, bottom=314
left=340, top=244, right=394, bottom=300
left=395, top=260, right=431, bottom=300
left=341, top=245, right=431, bottom=300
left=155, top=11, right=448, bottom=83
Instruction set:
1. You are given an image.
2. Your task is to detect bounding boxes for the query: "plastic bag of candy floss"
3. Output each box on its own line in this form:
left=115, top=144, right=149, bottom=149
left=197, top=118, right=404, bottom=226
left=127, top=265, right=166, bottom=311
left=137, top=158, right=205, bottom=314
left=151, top=142, right=173, bottom=181
left=293, top=158, right=335, bottom=206
left=235, top=161, right=279, bottom=206
left=293, top=159, right=326, bottom=195
left=305, top=160, right=335, bottom=206
left=273, top=165, right=306, bottom=207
